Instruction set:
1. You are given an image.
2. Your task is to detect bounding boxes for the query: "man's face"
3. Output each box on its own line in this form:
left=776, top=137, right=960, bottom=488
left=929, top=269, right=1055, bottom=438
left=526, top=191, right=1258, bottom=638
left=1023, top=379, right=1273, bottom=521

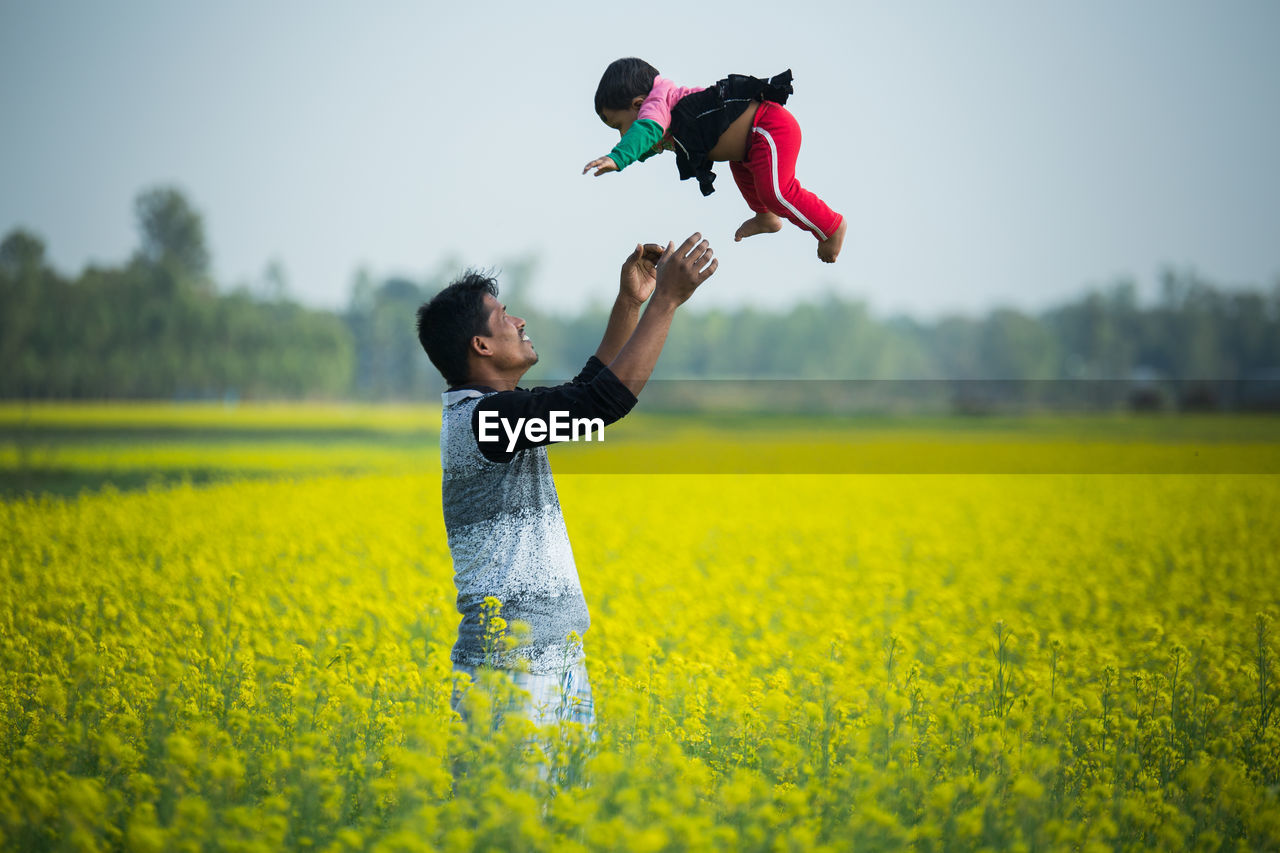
left=477, top=293, right=537, bottom=371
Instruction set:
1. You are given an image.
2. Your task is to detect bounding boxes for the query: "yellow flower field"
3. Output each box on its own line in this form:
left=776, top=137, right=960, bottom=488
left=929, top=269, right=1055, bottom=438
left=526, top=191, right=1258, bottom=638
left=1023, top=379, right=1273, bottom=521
left=2, top=405, right=1278, bottom=851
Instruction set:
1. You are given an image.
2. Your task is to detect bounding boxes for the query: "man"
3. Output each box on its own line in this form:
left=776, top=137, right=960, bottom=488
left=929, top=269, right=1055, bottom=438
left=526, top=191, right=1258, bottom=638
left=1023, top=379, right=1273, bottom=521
left=416, top=233, right=718, bottom=729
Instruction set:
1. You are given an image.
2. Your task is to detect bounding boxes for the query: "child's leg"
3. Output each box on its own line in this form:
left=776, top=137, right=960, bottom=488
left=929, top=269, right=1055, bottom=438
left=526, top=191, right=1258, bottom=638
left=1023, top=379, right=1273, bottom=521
left=729, top=161, right=765, bottom=211
left=741, top=102, right=843, bottom=246
left=730, top=162, right=783, bottom=241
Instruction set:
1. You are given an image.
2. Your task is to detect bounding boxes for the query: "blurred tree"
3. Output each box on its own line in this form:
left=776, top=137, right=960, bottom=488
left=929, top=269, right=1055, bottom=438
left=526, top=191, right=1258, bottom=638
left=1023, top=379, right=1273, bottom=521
left=4, top=187, right=1278, bottom=403
left=0, top=229, right=47, bottom=276
left=1044, top=281, right=1139, bottom=379
left=262, top=259, right=289, bottom=302
left=979, top=308, right=1059, bottom=380
left=928, top=315, right=983, bottom=380
left=1, top=191, right=354, bottom=399
left=0, top=229, right=57, bottom=396
left=134, top=186, right=210, bottom=282
left=1151, top=269, right=1226, bottom=378
left=346, top=274, right=441, bottom=399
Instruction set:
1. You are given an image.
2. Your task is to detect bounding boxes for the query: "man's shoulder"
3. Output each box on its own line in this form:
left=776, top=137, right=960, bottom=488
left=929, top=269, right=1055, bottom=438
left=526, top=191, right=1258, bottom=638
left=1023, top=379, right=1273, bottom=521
left=443, top=381, right=499, bottom=401
left=442, top=388, right=487, bottom=410
left=441, top=387, right=545, bottom=468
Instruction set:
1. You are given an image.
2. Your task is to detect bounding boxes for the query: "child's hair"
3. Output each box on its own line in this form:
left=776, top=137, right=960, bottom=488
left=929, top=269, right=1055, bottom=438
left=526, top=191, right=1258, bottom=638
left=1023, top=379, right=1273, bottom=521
left=594, top=57, right=660, bottom=115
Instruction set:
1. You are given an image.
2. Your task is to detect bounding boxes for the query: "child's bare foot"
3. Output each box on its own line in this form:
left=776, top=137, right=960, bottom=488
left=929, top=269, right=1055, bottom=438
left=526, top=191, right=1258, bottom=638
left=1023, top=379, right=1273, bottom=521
left=734, top=211, right=782, bottom=242
left=817, top=217, right=847, bottom=263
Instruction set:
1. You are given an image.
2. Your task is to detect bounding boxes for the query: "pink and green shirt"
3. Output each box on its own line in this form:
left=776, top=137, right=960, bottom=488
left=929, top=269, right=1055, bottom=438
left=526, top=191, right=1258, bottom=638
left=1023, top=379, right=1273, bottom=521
left=607, top=76, right=706, bottom=170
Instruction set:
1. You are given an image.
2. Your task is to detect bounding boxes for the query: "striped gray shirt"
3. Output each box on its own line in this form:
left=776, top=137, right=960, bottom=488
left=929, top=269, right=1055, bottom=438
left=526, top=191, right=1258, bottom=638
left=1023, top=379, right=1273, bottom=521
left=439, top=359, right=635, bottom=674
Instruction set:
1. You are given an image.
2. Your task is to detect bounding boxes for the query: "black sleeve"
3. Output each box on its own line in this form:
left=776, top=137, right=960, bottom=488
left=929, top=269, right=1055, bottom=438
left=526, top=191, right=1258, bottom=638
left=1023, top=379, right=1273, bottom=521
left=470, top=356, right=638, bottom=463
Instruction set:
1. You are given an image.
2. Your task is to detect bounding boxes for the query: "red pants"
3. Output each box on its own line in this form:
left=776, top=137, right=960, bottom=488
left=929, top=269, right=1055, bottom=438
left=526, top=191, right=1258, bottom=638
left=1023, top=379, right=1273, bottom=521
left=730, top=101, right=842, bottom=242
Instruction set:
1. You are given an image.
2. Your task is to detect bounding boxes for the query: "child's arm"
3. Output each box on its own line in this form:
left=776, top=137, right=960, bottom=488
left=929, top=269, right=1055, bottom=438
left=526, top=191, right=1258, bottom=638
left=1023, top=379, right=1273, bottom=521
left=609, top=120, right=666, bottom=169
left=583, top=118, right=666, bottom=176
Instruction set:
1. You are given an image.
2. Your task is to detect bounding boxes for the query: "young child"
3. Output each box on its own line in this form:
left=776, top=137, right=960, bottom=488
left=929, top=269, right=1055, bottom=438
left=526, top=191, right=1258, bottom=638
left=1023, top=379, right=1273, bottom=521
left=583, top=57, right=847, bottom=263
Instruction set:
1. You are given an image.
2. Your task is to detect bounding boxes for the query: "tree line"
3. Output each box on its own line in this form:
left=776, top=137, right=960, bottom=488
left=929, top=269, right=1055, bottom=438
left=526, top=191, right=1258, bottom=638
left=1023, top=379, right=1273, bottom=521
left=1, top=189, right=350, bottom=400
left=3, top=187, right=1278, bottom=405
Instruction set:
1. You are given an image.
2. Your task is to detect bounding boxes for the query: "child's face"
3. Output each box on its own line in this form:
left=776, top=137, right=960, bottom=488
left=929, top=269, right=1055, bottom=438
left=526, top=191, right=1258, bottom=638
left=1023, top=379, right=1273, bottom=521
left=598, top=97, right=644, bottom=140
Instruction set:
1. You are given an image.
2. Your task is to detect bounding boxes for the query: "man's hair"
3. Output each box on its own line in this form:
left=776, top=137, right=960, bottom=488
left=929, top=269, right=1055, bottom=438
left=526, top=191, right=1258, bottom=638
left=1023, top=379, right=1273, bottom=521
left=416, top=271, right=498, bottom=387
left=594, top=57, right=660, bottom=115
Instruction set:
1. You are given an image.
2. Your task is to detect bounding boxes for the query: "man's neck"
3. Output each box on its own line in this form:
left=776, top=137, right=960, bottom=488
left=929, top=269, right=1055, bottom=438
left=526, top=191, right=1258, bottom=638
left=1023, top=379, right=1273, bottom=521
left=464, top=366, right=522, bottom=392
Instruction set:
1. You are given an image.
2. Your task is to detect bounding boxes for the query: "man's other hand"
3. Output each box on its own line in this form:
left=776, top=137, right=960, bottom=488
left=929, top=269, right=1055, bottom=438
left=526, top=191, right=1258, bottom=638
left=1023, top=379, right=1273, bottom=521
left=654, top=233, right=718, bottom=306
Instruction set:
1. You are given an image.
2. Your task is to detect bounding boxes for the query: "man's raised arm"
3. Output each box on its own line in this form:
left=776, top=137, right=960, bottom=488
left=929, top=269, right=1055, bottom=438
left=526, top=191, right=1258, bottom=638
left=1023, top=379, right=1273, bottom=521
left=595, top=242, right=664, bottom=365
left=469, top=233, right=716, bottom=463
left=607, top=232, right=718, bottom=397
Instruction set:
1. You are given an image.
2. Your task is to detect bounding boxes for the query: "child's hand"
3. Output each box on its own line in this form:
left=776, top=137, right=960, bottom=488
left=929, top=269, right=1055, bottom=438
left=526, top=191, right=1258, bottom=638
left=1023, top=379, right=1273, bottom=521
left=582, top=156, right=618, bottom=177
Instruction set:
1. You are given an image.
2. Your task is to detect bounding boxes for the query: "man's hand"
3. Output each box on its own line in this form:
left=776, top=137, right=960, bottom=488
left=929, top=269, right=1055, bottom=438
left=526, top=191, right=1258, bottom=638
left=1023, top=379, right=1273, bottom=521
left=605, top=232, right=718, bottom=396
left=619, top=243, right=663, bottom=307
left=582, top=156, right=618, bottom=176
left=653, top=233, right=718, bottom=307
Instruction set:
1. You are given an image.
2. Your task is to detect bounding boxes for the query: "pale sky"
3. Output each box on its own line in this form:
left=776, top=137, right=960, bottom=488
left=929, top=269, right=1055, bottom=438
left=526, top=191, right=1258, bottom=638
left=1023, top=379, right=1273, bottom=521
left=2, top=1, right=1277, bottom=318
